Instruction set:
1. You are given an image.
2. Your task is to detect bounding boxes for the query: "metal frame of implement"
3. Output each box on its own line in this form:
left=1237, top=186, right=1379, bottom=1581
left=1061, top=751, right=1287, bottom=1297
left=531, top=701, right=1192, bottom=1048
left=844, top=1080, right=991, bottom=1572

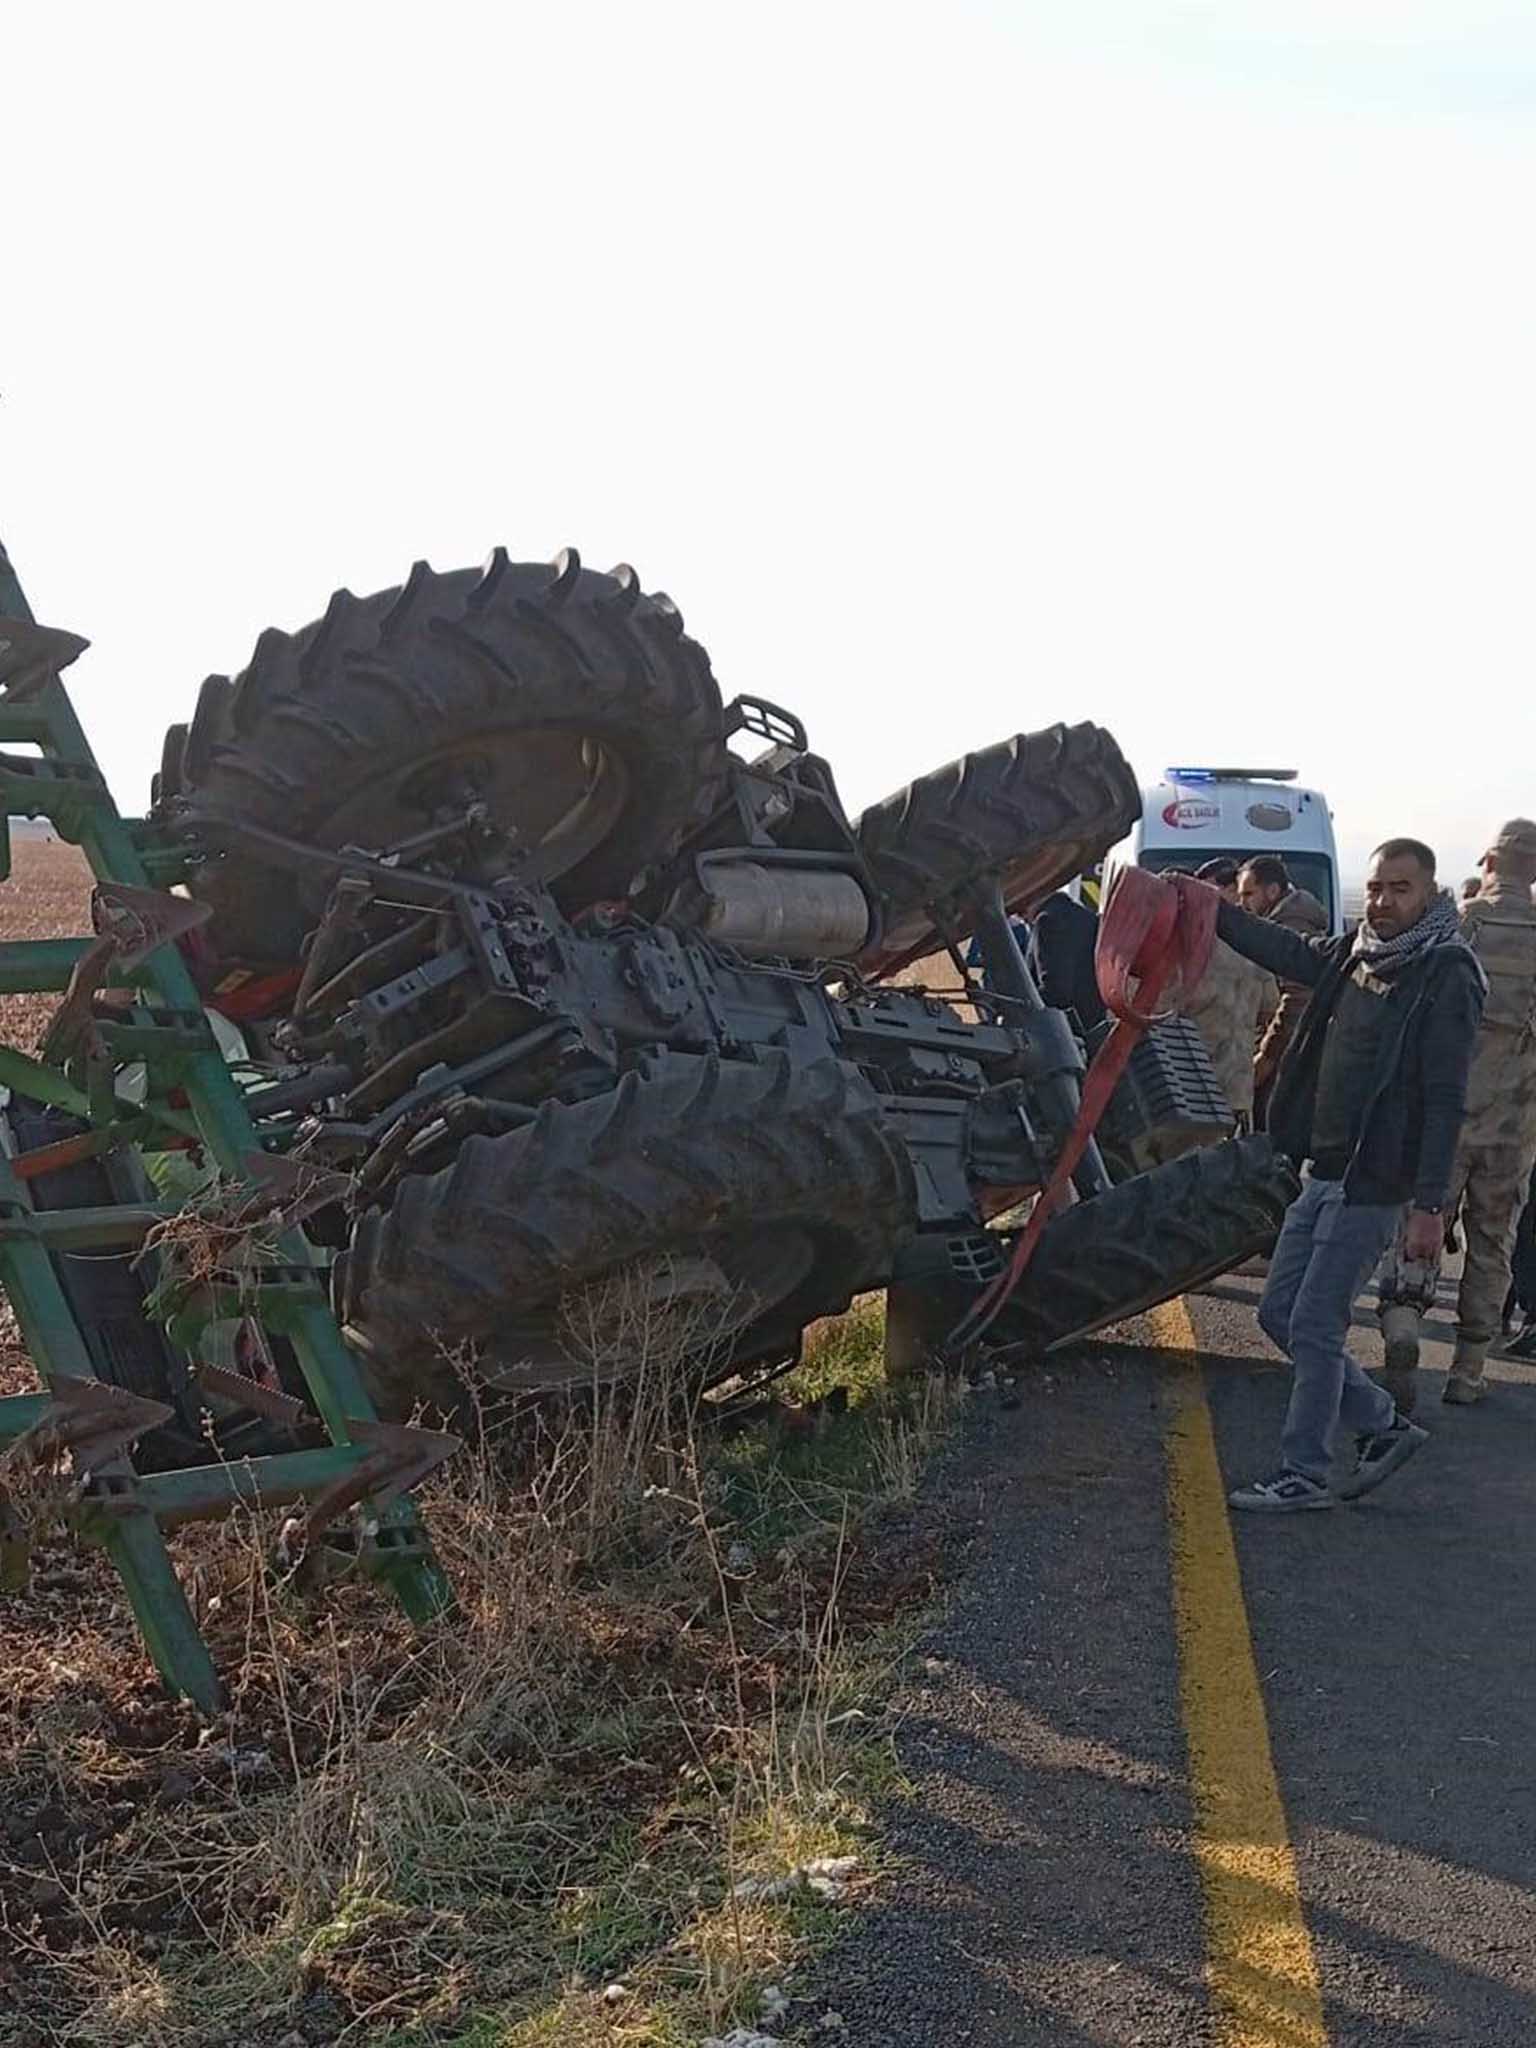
left=0, top=539, right=455, bottom=1711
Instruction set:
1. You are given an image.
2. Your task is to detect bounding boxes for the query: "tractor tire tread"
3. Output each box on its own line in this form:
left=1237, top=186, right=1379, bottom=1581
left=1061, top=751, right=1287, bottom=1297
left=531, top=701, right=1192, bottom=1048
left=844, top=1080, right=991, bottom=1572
left=855, top=721, right=1140, bottom=975
left=163, top=554, right=730, bottom=962
left=342, top=1052, right=915, bottom=1405
left=988, top=1135, right=1299, bottom=1354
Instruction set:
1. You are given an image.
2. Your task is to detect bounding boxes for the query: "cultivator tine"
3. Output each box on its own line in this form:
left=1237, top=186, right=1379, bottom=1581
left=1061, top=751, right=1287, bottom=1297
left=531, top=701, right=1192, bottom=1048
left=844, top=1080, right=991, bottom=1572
left=93, top=880, right=213, bottom=967
left=165, top=1154, right=352, bottom=1251
left=39, top=933, right=118, bottom=1063
left=300, top=1417, right=461, bottom=1540
left=237, top=1150, right=356, bottom=1227
left=0, top=615, right=90, bottom=701
left=194, top=1362, right=310, bottom=1431
left=40, top=884, right=213, bottom=1064
left=349, top=1419, right=462, bottom=1505
left=6, top=1373, right=174, bottom=1474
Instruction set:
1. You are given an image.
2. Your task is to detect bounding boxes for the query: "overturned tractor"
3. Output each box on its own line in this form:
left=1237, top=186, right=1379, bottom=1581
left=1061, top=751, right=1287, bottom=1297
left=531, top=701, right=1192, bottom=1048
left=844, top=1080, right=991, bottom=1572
left=2, top=543, right=1298, bottom=1701
left=138, top=549, right=1294, bottom=1411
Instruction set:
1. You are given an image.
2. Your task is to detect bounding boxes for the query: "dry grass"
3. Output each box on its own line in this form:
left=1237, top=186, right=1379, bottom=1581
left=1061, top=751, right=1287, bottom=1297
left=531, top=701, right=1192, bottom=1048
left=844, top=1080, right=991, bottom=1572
left=0, top=832, right=968, bottom=2045
left=0, top=1304, right=960, bottom=2046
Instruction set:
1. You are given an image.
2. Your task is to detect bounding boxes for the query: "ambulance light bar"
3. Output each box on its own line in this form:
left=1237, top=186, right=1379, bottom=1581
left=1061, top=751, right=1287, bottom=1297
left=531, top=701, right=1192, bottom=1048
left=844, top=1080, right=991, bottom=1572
left=1164, top=767, right=1299, bottom=783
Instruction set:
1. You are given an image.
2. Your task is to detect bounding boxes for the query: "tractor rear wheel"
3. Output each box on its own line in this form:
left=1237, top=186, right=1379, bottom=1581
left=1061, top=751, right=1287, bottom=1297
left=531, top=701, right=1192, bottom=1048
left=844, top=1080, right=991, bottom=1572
left=981, top=1135, right=1299, bottom=1355
left=854, top=723, right=1139, bottom=978
left=335, top=1052, right=916, bottom=1414
left=159, top=551, right=731, bottom=966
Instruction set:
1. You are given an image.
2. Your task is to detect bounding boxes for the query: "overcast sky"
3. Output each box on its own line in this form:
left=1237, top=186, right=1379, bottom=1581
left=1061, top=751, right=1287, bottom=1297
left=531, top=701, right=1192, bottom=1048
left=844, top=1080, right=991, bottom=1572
left=4, top=1, right=1533, bottom=883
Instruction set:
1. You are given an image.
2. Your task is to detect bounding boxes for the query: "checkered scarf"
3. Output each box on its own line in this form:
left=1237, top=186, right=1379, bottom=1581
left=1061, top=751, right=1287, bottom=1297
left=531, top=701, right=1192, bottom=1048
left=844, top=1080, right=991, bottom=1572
left=1351, top=885, right=1464, bottom=976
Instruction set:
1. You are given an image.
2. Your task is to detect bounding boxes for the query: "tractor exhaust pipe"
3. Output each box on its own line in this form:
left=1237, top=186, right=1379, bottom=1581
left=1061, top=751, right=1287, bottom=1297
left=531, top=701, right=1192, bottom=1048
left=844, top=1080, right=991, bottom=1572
left=665, top=860, right=871, bottom=960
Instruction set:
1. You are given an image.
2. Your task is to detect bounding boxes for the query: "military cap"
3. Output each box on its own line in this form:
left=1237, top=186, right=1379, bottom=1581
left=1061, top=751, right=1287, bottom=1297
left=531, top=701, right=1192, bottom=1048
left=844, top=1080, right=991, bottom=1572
left=1486, top=818, right=1536, bottom=870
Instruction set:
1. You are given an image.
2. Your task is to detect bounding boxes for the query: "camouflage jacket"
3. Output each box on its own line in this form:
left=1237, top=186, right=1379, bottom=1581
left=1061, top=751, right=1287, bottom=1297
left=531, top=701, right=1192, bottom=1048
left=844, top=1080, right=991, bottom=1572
left=1458, top=878, right=1536, bottom=1144
left=1183, top=941, right=1278, bottom=1119
left=1255, top=886, right=1330, bottom=1078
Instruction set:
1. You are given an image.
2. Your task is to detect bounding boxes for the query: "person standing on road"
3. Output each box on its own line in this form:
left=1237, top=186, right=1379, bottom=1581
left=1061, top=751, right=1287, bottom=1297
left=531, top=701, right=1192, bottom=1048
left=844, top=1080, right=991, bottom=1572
left=1375, top=820, right=1536, bottom=1407
left=1181, top=858, right=1278, bottom=1132
left=1206, top=839, right=1485, bottom=1513
left=1512, top=869, right=1536, bottom=1361
left=1238, top=855, right=1329, bottom=1123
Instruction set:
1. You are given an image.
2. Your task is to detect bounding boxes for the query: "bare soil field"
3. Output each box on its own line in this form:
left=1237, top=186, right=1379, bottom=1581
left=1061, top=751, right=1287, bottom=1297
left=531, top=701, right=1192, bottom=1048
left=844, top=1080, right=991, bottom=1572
left=0, top=835, right=93, bottom=1054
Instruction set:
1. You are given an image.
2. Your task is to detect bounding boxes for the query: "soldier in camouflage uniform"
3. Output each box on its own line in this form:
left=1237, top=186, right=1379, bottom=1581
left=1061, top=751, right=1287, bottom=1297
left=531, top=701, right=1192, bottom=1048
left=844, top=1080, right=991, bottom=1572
left=1183, top=859, right=1278, bottom=1129
left=1376, top=819, right=1536, bottom=1408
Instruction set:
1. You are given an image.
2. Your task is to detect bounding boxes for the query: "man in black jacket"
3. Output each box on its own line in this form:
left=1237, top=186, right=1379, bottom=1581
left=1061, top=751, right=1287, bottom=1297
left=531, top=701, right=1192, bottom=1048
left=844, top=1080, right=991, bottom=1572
left=1210, top=838, right=1486, bottom=1512
left=1029, top=889, right=1105, bottom=1033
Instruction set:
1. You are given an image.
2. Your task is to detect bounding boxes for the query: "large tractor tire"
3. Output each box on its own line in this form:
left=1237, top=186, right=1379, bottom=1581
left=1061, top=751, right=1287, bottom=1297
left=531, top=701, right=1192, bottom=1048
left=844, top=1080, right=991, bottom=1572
left=984, top=1135, right=1299, bottom=1355
left=160, top=550, right=731, bottom=966
left=855, top=723, right=1140, bottom=978
left=336, top=1052, right=916, bottom=1412
left=987, top=1130, right=1302, bottom=1351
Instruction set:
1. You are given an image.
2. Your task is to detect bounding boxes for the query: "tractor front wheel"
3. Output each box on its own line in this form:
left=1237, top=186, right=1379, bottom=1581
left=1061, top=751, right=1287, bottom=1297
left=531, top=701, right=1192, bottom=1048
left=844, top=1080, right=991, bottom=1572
left=983, top=1135, right=1299, bottom=1355
left=854, top=723, right=1139, bottom=978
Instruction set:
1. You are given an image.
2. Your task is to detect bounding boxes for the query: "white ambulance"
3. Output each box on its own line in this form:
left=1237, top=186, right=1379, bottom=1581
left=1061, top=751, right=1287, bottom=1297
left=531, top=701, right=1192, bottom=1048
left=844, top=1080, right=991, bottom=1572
left=1107, top=768, right=1344, bottom=935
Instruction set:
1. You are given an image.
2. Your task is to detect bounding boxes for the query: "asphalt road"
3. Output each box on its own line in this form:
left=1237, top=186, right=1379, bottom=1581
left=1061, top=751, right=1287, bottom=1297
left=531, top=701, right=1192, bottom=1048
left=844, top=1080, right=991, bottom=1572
left=809, top=1270, right=1536, bottom=2046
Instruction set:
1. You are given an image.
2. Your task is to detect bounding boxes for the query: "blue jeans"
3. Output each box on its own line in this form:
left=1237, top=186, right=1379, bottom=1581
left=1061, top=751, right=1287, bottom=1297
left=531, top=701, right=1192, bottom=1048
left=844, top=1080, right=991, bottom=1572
left=1258, top=1176, right=1402, bottom=1482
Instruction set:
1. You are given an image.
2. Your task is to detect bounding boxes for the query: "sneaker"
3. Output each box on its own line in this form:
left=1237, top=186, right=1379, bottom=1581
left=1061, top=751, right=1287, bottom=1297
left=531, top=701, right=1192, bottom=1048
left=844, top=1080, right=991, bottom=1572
left=1337, top=1418, right=1429, bottom=1500
left=1497, top=1320, right=1536, bottom=1363
left=1228, top=1469, right=1335, bottom=1513
left=1442, top=1374, right=1485, bottom=1406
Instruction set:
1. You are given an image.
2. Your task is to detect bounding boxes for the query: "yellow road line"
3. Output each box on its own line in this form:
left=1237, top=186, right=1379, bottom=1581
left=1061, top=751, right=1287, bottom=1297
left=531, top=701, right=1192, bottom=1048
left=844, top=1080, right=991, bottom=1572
left=1149, top=1297, right=1328, bottom=2048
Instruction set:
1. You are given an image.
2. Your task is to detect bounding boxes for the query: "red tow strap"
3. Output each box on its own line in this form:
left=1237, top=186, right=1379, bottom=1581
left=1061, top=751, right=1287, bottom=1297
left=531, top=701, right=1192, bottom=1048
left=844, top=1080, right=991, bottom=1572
left=1095, top=868, right=1217, bottom=1031
left=947, top=871, right=1218, bottom=1349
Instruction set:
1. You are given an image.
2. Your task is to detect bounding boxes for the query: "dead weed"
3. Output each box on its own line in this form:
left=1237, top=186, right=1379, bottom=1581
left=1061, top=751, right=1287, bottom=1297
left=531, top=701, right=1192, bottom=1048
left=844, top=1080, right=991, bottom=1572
left=1, top=1296, right=963, bottom=2047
